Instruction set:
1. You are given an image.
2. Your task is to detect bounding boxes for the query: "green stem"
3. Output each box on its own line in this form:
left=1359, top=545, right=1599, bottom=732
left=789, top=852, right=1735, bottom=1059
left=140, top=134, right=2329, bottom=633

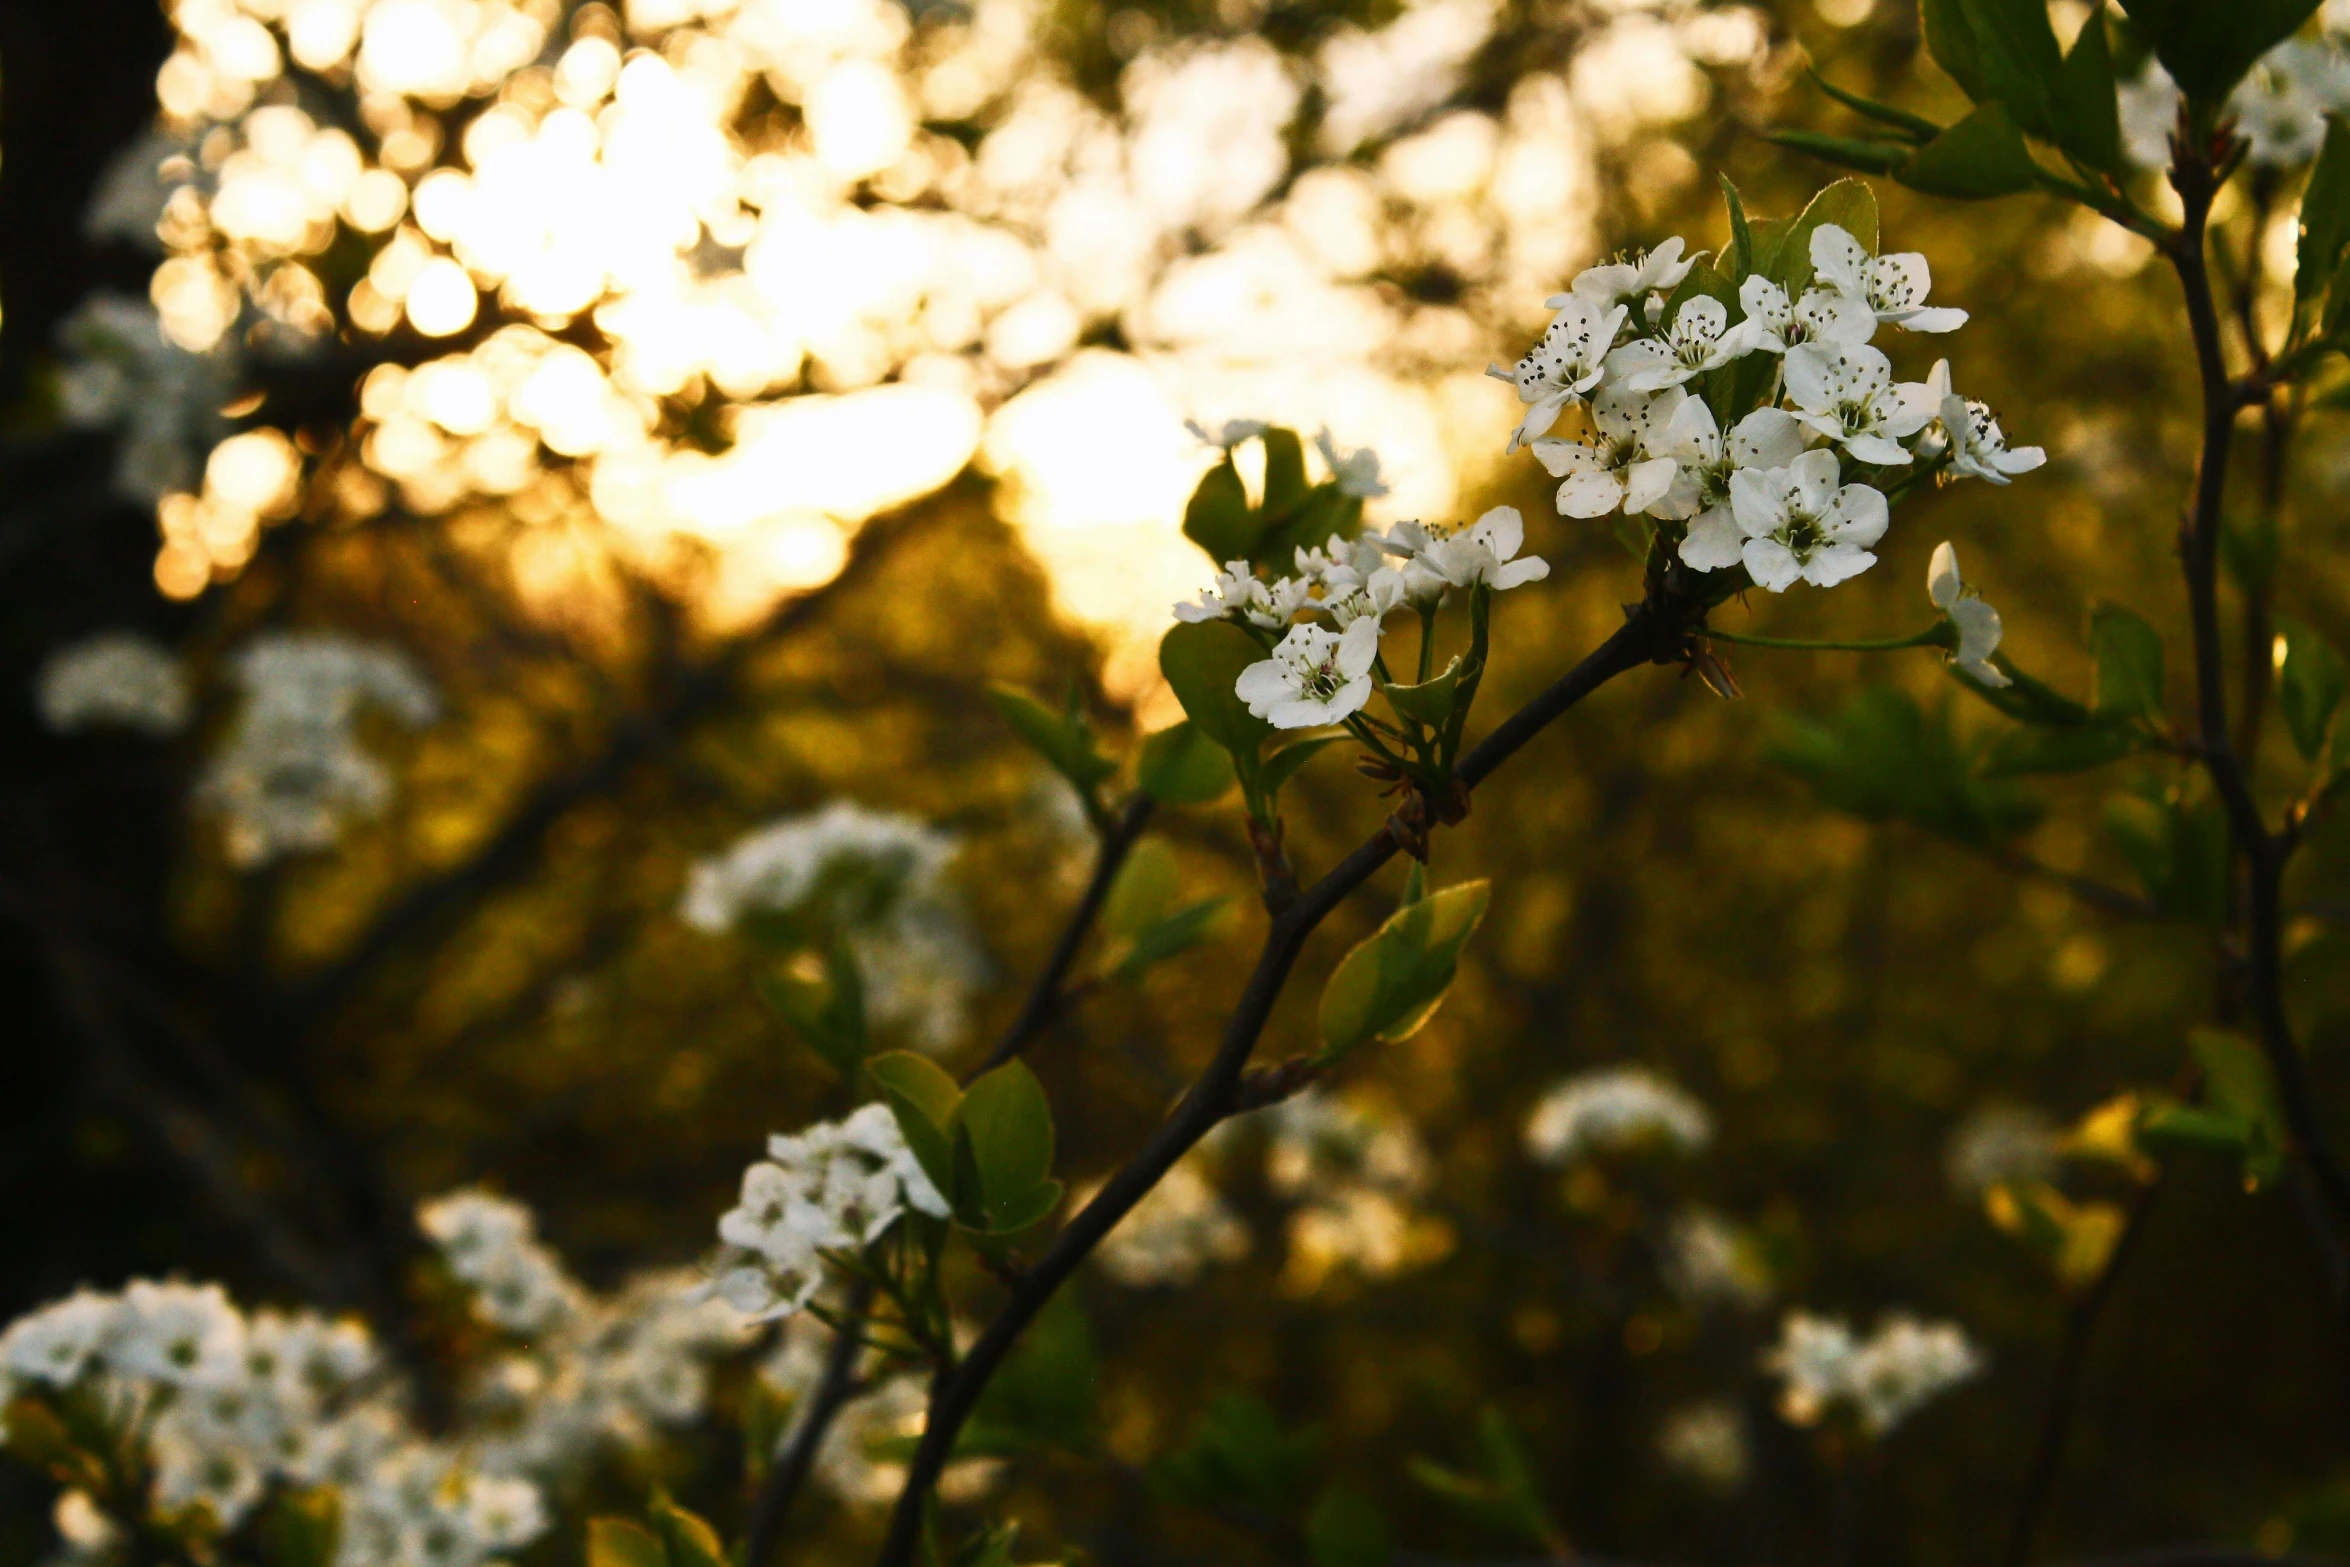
left=1701, top=623, right=1950, bottom=653
left=1416, top=605, right=1437, bottom=683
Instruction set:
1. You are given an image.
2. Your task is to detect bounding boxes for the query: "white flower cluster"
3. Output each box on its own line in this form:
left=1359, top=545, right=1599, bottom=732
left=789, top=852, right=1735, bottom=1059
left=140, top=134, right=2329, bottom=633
left=1663, top=1206, right=1773, bottom=1310
left=707, top=1104, right=950, bottom=1322
left=1943, top=1103, right=2063, bottom=1197
left=36, top=631, right=192, bottom=737
left=1657, top=1399, right=1749, bottom=1489
left=197, top=632, right=439, bottom=867
left=1264, top=1090, right=1440, bottom=1283
left=1524, top=1065, right=1713, bottom=1165
left=2121, top=26, right=2350, bottom=172
left=1087, top=1158, right=1253, bottom=1289
left=0, top=1281, right=542, bottom=1566
left=1493, top=225, right=2039, bottom=599
left=1764, top=1309, right=1983, bottom=1437
left=54, top=293, right=235, bottom=503
left=419, top=1190, right=583, bottom=1335
left=682, top=801, right=987, bottom=1051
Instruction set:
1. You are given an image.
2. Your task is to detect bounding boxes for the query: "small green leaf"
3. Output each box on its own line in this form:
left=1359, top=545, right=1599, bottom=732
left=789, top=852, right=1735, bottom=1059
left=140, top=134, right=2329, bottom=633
left=1261, top=734, right=1342, bottom=795
left=758, top=943, right=867, bottom=1079
left=2191, top=1026, right=2288, bottom=1187
left=1382, top=656, right=1462, bottom=729
left=967, top=1290, right=1097, bottom=1452
left=1308, top=1487, right=1394, bottom=1567
left=1961, top=0, right=2067, bottom=141
left=1317, top=880, right=1492, bottom=1061
left=1922, top=0, right=1987, bottom=98
left=1115, top=899, right=1231, bottom=981
left=1777, top=180, right=1880, bottom=296
left=1769, top=687, right=2042, bottom=838
left=867, top=1051, right=963, bottom=1194
left=2054, top=5, right=2121, bottom=173
left=951, top=1523, right=1023, bottom=1567
left=647, top=1495, right=725, bottom=1567
left=2102, top=786, right=2227, bottom=921
left=260, top=1488, right=342, bottom=1567
left=1897, top=102, right=2044, bottom=199
left=957, top=1178, right=1065, bottom=1242
left=1406, top=1407, right=1560, bottom=1553
left=588, top=1520, right=669, bottom=1567
left=2090, top=601, right=2167, bottom=721
left=1951, top=656, right=2093, bottom=727
left=1138, top=721, right=1234, bottom=804
left=2277, top=615, right=2349, bottom=760
left=2304, top=120, right=2350, bottom=316
left=2116, top=0, right=2323, bottom=105
left=1159, top=620, right=1275, bottom=756
left=989, top=684, right=1116, bottom=798
left=1766, top=129, right=1915, bottom=176
left=1981, top=719, right=2145, bottom=776
left=1261, top=427, right=1311, bottom=520
left=1807, top=69, right=1945, bottom=141
left=955, top=1058, right=1057, bottom=1214
left=1152, top=1393, right=1320, bottom=1514
left=1104, top=838, right=1177, bottom=938
left=1183, top=459, right=1257, bottom=563
left=1720, top=175, right=1757, bottom=279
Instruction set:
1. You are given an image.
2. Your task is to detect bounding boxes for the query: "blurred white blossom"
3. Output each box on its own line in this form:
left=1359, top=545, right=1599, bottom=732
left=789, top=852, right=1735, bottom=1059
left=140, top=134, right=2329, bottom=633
left=1765, top=1309, right=1982, bottom=1436
left=37, top=631, right=192, bottom=737
left=1525, top=1066, right=1711, bottom=1165
left=1087, top=1159, right=1252, bottom=1288
left=1657, top=1400, right=1748, bottom=1489
left=1944, top=1104, right=2062, bottom=1197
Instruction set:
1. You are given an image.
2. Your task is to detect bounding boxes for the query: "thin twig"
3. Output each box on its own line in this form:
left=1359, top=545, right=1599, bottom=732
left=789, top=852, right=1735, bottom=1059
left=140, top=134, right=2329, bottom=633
left=744, top=1279, right=876, bottom=1567
left=869, top=595, right=1690, bottom=1567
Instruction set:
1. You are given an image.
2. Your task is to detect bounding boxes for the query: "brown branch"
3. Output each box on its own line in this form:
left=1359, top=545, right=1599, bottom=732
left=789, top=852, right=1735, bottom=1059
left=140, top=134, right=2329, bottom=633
left=870, top=591, right=1692, bottom=1567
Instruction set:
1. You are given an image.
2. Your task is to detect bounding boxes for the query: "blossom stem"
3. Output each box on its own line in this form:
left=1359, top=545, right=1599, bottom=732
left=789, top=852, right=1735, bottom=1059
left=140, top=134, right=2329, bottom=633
left=1416, top=605, right=1438, bottom=684
left=868, top=598, right=1692, bottom=1567
left=1699, top=624, right=1947, bottom=653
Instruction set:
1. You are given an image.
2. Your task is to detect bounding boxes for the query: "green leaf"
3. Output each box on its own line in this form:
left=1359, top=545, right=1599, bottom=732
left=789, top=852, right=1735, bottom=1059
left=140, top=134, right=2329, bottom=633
left=588, top=1520, right=669, bottom=1567
left=1309, top=1487, right=1394, bottom=1567
left=1777, top=180, right=1880, bottom=295
left=1766, top=129, right=1915, bottom=176
left=2277, top=614, right=2349, bottom=759
left=950, top=1524, right=1023, bottom=1567
left=1159, top=620, right=1275, bottom=756
left=955, top=1058, right=1056, bottom=1215
left=1720, top=175, right=1757, bottom=279
left=2054, top=5, right=2122, bottom=173
left=1261, top=427, right=1311, bottom=520
left=2102, top=786, right=2228, bottom=920
left=1382, top=656, right=1462, bottom=729
left=1807, top=68, right=1945, bottom=141
left=647, top=1495, right=725, bottom=1567
left=2301, top=119, right=2350, bottom=316
left=1257, top=485, right=1363, bottom=569
left=1922, top=0, right=1987, bottom=98
left=2116, top=0, right=2323, bottom=104
left=1184, top=458, right=1257, bottom=563
left=1960, top=0, right=2067, bottom=140
left=1981, top=719, right=2145, bottom=775
left=758, top=943, right=867, bottom=1079
left=1138, top=721, right=1234, bottom=805
left=1317, top=880, right=1492, bottom=1061
left=868, top=1051, right=963, bottom=1194
left=260, top=1488, right=341, bottom=1567
left=1897, top=102, right=2044, bottom=199
left=1103, top=838, right=1178, bottom=938
left=1152, top=1393, right=1321, bottom=1514
left=955, top=1178, right=1064, bottom=1242
left=1115, top=898, right=1231, bottom=981
left=989, top=684, right=1116, bottom=798
left=2191, top=1026, right=2288, bottom=1187
left=1261, top=734, right=1342, bottom=795
left=1406, top=1407, right=1560, bottom=1553
left=2090, top=601, right=2167, bottom=721
left=1952, top=656, right=2094, bottom=726
left=1768, top=687, right=2042, bottom=839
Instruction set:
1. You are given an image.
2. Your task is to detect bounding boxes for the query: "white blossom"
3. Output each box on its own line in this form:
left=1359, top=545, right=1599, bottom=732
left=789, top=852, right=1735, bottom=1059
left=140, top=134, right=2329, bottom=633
left=1315, top=428, right=1391, bottom=497
left=197, top=632, right=439, bottom=868
left=1927, top=542, right=2012, bottom=688
left=1728, top=274, right=1875, bottom=357
left=54, top=293, right=236, bottom=502
left=109, top=1281, right=247, bottom=1388
left=37, top=632, right=192, bottom=737
left=1322, top=566, right=1409, bottom=630
left=1567, top=237, right=1696, bottom=310
left=1944, top=1104, right=2062, bottom=1197
left=1088, top=1160, right=1253, bottom=1287
left=1262, top=1091, right=1436, bottom=1283
left=1782, top=341, right=1937, bottom=466
left=1657, top=401, right=1813, bottom=572
left=1808, top=224, right=1967, bottom=335
left=1765, top=1310, right=1982, bottom=1436
left=1, top=1292, right=116, bottom=1388
left=1524, top=1066, right=1712, bottom=1165
left=1664, top=1207, right=1773, bottom=1310
left=681, top=802, right=984, bottom=1052
left=2118, top=60, right=2180, bottom=172
left=1928, top=360, right=2044, bottom=485
left=1382, top=506, right=1551, bottom=593
left=1489, top=294, right=1630, bottom=453
left=1185, top=417, right=1270, bottom=449
left=1532, top=385, right=1687, bottom=519
left=419, top=1190, right=582, bottom=1335
left=1727, top=450, right=1890, bottom=592
left=1175, top=560, right=1270, bottom=624
left=1611, top=296, right=1752, bottom=391
left=2233, top=39, right=2350, bottom=167
left=1235, top=619, right=1382, bottom=729
left=1658, top=1401, right=1749, bottom=1489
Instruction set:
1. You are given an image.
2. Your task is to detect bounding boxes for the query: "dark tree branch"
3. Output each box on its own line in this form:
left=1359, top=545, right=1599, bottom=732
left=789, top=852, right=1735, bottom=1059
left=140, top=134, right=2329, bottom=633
left=972, top=793, right=1156, bottom=1078
left=2001, top=1175, right=2165, bottom=1567
left=871, top=592, right=1693, bottom=1567
left=744, top=1279, right=876, bottom=1567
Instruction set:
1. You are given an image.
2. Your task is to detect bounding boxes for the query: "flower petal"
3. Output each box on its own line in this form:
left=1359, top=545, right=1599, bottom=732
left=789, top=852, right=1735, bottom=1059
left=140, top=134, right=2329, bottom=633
left=1679, top=507, right=1745, bottom=571
left=1927, top=541, right=1962, bottom=610
left=1742, top=538, right=1803, bottom=592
